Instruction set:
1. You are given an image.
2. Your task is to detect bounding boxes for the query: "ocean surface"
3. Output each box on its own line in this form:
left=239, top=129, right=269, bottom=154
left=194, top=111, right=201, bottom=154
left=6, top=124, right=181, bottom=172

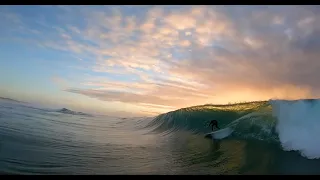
left=1, top=98, right=320, bottom=175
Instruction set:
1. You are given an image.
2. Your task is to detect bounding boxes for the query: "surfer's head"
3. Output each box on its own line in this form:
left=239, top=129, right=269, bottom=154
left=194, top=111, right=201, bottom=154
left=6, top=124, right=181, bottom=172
left=211, top=120, right=219, bottom=129
left=211, top=120, right=218, bottom=125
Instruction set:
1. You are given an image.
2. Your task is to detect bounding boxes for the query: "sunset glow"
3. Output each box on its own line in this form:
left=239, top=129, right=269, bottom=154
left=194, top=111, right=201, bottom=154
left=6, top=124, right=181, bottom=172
left=1, top=5, right=319, bottom=116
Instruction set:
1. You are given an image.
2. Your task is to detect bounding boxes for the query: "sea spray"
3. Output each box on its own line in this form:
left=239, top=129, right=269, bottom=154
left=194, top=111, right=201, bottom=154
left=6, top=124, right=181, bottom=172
left=270, top=99, right=320, bottom=159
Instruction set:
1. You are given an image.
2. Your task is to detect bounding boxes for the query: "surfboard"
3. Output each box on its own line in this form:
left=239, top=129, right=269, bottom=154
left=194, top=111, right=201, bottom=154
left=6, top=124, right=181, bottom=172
left=204, top=127, right=234, bottom=140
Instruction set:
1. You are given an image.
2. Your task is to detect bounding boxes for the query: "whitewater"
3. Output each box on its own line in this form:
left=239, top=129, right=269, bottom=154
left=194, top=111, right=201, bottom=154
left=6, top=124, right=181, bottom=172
left=1, top=98, right=320, bottom=174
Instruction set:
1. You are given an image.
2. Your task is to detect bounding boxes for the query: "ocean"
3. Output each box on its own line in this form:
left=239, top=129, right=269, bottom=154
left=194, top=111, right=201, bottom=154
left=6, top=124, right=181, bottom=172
left=1, top=98, right=320, bottom=175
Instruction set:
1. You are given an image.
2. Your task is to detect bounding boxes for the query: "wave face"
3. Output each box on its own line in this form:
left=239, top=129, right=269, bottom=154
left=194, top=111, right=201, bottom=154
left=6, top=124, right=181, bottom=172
left=145, top=99, right=320, bottom=159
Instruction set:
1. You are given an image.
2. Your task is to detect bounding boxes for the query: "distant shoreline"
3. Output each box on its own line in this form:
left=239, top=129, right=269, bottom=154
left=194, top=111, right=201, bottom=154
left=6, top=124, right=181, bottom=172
left=0, top=97, right=25, bottom=103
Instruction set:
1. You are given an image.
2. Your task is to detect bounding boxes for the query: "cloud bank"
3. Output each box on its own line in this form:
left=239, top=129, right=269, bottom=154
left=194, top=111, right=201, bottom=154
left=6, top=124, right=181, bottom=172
left=2, top=5, right=320, bottom=114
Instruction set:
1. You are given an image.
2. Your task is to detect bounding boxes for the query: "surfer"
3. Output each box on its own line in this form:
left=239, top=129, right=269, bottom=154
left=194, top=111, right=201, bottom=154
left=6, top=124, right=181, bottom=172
left=209, top=120, right=220, bottom=131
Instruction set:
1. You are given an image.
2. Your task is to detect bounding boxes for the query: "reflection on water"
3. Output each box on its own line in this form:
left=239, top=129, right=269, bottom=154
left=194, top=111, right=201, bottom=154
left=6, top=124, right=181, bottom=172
left=272, top=148, right=320, bottom=175
left=163, top=132, right=320, bottom=175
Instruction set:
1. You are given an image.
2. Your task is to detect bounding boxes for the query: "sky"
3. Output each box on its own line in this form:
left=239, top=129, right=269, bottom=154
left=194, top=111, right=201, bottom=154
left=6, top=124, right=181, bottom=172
left=1, top=5, right=320, bottom=117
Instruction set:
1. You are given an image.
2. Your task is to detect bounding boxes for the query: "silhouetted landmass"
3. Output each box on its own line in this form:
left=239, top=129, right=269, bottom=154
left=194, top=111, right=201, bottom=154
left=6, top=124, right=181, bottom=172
left=56, top=108, right=91, bottom=116
left=0, top=97, right=25, bottom=103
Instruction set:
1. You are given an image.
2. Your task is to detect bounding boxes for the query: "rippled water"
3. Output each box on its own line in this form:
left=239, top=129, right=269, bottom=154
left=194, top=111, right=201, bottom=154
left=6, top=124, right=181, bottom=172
left=1, top=100, right=320, bottom=174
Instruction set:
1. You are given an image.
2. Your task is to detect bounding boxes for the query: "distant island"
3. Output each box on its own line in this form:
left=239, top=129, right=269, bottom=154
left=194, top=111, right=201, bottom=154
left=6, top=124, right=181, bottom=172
left=0, top=97, right=25, bottom=103
left=56, top=108, right=90, bottom=116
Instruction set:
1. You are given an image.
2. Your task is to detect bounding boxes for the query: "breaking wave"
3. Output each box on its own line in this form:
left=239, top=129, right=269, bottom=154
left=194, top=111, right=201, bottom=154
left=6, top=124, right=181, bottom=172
left=144, top=99, right=320, bottom=159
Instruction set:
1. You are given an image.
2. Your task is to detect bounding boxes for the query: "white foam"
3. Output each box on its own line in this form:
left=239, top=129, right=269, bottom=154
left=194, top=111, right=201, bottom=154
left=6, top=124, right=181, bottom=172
left=270, top=99, right=320, bottom=159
